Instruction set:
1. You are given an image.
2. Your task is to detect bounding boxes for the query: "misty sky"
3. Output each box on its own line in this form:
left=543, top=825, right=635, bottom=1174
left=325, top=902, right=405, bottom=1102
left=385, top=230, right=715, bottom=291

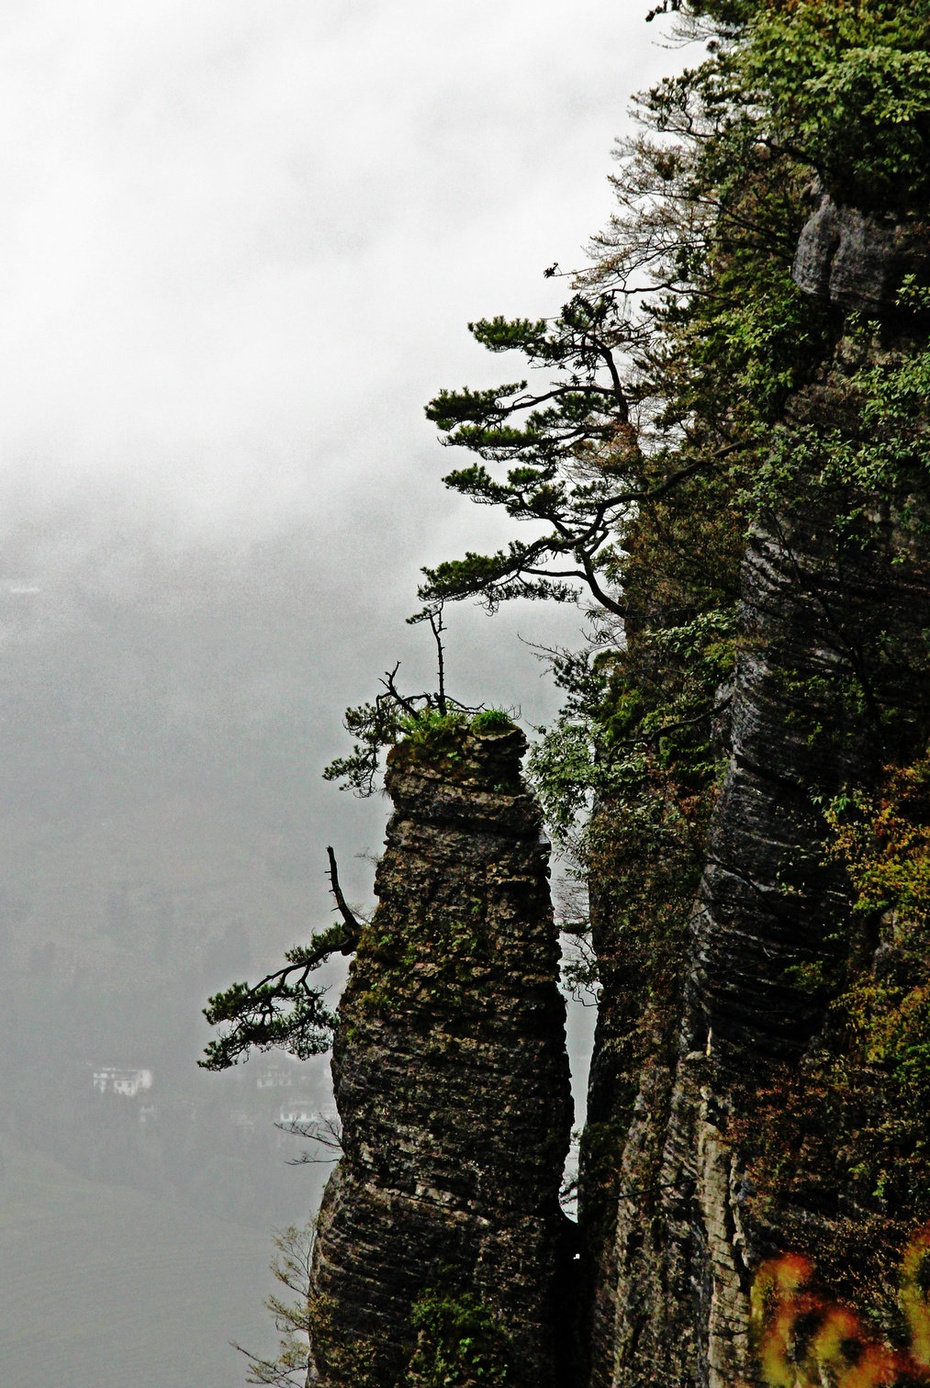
left=0, top=7, right=684, bottom=1382
left=0, top=0, right=687, bottom=903
left=0, top=0, right=674, bottom=552
left=0, top=0, right=698, bottom=1107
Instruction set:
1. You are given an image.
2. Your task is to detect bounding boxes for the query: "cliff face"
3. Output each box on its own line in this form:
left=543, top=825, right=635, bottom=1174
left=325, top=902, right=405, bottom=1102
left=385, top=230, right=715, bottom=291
left=306, top=722, right=573, bottom=1388
left=579, top=206, right=930, bottom=1388
left=296, top=200, right=930, bottom=1388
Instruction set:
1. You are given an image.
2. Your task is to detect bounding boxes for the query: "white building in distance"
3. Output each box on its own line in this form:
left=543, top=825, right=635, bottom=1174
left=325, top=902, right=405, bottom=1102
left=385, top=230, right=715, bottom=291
left=92, top=1067, right=154, bottom=1097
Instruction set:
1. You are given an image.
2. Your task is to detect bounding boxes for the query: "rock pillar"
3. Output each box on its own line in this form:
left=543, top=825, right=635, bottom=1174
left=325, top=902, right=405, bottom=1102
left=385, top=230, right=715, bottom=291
left=307, top=720, right=573, bottom=1388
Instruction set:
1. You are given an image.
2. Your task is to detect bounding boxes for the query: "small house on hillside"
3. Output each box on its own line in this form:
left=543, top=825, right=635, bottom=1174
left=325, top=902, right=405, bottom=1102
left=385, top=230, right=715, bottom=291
left=256, top=1062, right=293, bottom=1090
left=278, top=1099, right=317, bottom=1130
left=92, top=1066, right=153, bottom=1097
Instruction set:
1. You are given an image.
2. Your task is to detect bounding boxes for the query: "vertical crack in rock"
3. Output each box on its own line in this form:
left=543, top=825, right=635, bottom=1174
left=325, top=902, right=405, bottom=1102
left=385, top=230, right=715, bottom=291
left=307, top=722, right=573, bottom=1388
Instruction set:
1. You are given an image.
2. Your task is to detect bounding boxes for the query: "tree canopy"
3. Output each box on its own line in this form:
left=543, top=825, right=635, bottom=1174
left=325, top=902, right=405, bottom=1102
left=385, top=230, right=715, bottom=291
left=423, top=2, right=930, bottom=620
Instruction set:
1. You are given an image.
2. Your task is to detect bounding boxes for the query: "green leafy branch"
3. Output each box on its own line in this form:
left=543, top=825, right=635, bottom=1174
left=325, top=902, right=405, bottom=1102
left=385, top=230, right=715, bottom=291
left=200, top=847, right=361, bottom=1070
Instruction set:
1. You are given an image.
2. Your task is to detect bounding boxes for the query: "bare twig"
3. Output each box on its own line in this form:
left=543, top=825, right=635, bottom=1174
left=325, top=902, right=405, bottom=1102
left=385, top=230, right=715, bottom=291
left=326, top=847, right=361, bottom=940
left=278, top=1112, right=344, bottom=1166
left=380, top=662, right=421, bottom=717
left=426, top=606, right=447, bottom=715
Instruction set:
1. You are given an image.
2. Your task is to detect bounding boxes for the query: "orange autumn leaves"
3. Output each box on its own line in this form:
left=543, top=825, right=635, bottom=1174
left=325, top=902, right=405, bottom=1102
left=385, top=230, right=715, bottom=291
left=751, top=1226, right=930, bottom=1387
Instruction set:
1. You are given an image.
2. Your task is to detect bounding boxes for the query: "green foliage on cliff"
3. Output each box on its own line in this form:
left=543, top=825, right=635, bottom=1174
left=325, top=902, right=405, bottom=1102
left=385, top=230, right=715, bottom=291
left=323, top=684, right=518, bottom=797
left=405, top=1290, right=512, bottom=1387
left=200, top=921, right=343, bottom=1070
left=397, top=709, right=517, bottom=769
left=826, top=758, right=930, bottom=921
left=200, top=846, right=362, bottom=1070
left=421, top=1, right=930, bottom=1331
left=655, top=1, right=930, bottom=207
left=424, top=0, right=930, bottom=924
left=425, top=0, right=930, bottom=602
left=744, top=1, right=930, bottom=209
left=824, top=759, right=930, bottom=1099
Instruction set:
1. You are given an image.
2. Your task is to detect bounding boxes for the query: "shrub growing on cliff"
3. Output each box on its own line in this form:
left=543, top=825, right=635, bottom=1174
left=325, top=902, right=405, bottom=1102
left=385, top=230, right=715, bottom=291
left=744, top=1, right=930, bottom=209
left=405, top=1290, right=512, bottom=1388
left=325, top=695, right=518, bottom=797
left=232, top=1225, right=313, bottom=1387
left=824, top=760, right=930, bottom=1098
left=200, top=849, right=361, bottom=1071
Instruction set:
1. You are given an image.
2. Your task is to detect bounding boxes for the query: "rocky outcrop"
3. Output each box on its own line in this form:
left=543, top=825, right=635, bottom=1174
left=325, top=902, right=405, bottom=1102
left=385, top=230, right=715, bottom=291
left=298, top=205, right=930, bottom=1388
left=793, top=192, right=930, bottom=315
left=672, top=506, right=929, bottom=1386
left=306, top=722, right=573, bottom=1388
left=690, top=498, right=930, bottom=1074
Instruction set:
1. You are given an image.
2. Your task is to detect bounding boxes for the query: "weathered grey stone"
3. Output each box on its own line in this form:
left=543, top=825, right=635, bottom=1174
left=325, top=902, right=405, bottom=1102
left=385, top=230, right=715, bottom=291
left=581, top=481, right=930, bottom=1386
left=793, top=193, right=930, bottom=314
left=307, top=724, right=573, bottom=1388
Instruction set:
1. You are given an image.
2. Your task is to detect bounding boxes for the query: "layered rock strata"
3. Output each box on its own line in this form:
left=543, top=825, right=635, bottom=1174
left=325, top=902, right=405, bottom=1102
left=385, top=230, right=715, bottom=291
left=580, top=207, right=930, bottom=1388
left=307, top=722, right=573, bottom=1388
